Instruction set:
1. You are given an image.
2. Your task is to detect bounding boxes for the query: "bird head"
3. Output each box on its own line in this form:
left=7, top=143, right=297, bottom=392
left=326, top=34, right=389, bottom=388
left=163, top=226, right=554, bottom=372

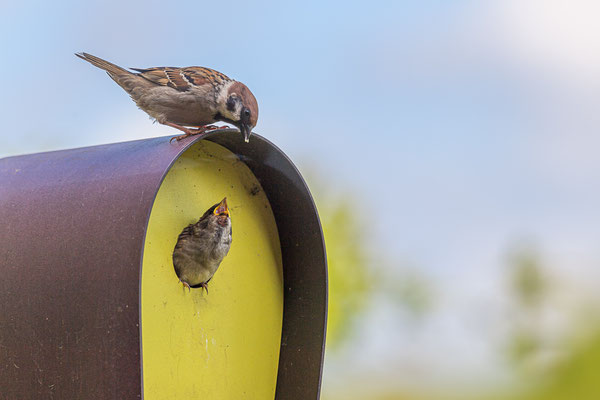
left=217, top=82, right=258, bottom=143
left=210, top=197, right=230, bottom=227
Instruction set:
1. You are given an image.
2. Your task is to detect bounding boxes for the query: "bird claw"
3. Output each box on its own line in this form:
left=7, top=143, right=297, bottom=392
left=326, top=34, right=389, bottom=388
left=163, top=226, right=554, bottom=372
left=167, top=124, right=228, bottom=143
left=199, top=282, right=209, bottom=294
left=180, top=280, right=191, bottom=292
left=179, top=279, right=209, bottom=294
left=169, top=134, right=187, bottom=143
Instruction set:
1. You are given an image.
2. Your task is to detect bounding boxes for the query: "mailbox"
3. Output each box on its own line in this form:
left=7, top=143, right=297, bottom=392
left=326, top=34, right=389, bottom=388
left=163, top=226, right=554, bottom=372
left=0, top=130, right=327, bottom=399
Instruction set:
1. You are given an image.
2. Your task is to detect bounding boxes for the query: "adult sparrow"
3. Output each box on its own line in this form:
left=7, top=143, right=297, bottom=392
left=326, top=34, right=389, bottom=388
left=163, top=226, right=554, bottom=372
left=173, top=198, right=232, bottom=292
left=76, top=52, right=258, bottom=143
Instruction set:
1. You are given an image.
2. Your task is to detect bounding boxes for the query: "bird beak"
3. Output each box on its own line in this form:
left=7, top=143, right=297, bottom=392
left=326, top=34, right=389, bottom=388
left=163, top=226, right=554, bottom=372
left=240, top=123, right=252, bottom=143
left=214, top=198, right=229, bottom=216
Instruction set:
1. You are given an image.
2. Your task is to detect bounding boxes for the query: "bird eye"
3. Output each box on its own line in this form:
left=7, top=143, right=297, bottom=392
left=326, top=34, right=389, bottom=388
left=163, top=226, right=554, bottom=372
left=243, top=109, right=251, bottom=118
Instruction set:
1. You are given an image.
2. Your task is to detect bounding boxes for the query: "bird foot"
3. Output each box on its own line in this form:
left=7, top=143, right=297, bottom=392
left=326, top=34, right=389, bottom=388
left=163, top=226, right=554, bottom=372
left=199, top=282, right=209, bottom=294
left=180, top=280, right=191, bottom=292
left=169, top=127, right=208, bottom=143
left=167, top=123, right=229, bottom=143
left=203, top=125, right=229, bottom=131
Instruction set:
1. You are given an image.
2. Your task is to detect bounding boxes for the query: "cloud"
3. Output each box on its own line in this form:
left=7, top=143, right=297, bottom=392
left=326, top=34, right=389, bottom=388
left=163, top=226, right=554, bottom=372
left=480, top=1, right=600, bottom=86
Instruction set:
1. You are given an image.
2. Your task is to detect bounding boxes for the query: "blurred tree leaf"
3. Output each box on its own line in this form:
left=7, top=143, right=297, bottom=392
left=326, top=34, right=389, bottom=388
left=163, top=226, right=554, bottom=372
left=381, top=268, right=434, bottom=320
left=508, top=248, right=546, bottom=307
left=507, top=330, right=540, bottom=366
left=504, top=245, right=547, bottom=369
left=305, top=173, right=435, bottom=351
left=523, top=331, right=600, bottom=400
left=317, top=197, right=373, bottom=350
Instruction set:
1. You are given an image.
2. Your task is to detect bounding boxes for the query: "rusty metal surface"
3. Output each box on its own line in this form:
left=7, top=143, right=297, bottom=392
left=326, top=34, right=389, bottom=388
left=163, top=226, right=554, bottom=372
left=0, top=130, right=327, bottom=399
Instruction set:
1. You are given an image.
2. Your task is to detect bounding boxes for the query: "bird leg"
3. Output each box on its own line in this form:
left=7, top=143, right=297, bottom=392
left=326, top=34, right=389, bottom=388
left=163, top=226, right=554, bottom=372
left=167, top=122, right=229, bottom=143
left=166, top=122, right=209, bottom=143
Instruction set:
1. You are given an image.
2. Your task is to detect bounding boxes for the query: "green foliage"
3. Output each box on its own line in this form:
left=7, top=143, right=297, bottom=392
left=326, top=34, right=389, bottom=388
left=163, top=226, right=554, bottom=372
left=506, top=330, right=540, bottom=366
left=305, top=174, right=435, bottom=353
left=317, top=197, right=373, bottom=350
left=521, top=332, right=600, bottom=400
left=508, top=249, right=546, bottom=307
left=504, top=246, right=547, bottom=367
left=503, top=246, right=600, bottom=400
left=384, top=269, right=434, bottom=320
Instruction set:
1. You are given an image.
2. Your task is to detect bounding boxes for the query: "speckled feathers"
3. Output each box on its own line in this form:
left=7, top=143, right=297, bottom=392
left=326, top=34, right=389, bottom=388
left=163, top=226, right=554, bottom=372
left=76, top=52, right=259, bottom=142
left=131, top=66, right=231, bottom=93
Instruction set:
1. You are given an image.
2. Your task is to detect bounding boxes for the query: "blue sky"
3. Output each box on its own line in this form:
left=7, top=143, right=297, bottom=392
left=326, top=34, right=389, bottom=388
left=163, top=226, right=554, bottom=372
left=2, top=0, right=600, bottom=391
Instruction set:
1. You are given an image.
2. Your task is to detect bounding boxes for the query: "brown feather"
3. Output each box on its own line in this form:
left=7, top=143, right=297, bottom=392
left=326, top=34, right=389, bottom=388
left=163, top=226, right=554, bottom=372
left=174, top=225, right=194, bottom=247
left=75, top=52, right=130, bottom=78
left=131, top=67, right=172, bottom=86
left=76, top=52, right=152, bottom=95
left=183, top=67, right=230, bottom=87
left=131, top=66, right=230, bottom=92
left=229, top=81, right=259, bottom=127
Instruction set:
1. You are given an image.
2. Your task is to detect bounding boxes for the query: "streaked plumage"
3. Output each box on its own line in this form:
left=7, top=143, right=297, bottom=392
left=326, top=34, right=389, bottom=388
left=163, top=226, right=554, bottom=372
left=76, top=52, right=258, bottom=142
left=173, top=198, right=232, bottom=292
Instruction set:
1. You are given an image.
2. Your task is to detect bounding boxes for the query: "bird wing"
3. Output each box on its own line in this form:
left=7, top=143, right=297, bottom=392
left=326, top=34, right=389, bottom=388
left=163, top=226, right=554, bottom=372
left=173, top=224, right=194, bottom=277
left=174, top=224, right=194, bottom=250
left=131, top=66, right=230, bottom=92
left=173, top=222, right=210, bottom=254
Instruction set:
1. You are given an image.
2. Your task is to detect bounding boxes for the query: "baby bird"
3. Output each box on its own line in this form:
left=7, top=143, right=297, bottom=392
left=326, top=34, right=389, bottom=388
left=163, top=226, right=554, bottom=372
left=76, top=52, right=258, bottom=143
left=173, top=198, right=232, bottom=293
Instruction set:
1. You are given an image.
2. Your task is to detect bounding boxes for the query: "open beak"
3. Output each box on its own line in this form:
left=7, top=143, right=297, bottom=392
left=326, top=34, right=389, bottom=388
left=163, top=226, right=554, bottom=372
left=214, top=197, right=229, bottom=216
left=240, top=123, right=252, bottom=143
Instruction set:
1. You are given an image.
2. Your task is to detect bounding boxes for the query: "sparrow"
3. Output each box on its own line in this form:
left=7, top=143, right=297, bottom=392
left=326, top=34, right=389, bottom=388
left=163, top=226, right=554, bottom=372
left=75, top=52, right=258, bottom=143
left=172, top=198, right=232, bottom=293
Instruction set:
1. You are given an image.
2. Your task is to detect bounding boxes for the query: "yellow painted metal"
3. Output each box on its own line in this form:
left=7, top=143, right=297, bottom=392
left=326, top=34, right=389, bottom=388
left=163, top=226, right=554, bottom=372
left=141, top=141, right=283, bottom=399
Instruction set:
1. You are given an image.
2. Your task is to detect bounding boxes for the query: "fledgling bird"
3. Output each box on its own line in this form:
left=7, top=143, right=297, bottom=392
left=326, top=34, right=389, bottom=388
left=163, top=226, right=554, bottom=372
left=75, top=52, right=258, bottom=143
left=173, top=198, right=232, bottom=293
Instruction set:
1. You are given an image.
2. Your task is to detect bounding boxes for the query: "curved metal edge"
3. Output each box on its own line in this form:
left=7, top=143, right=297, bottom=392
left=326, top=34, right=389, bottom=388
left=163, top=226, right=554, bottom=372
left=259, top=138, right=328, bottom=400
left=234, top=134, right=328, bottom=400
left=205, top=132, right=328, bottom=399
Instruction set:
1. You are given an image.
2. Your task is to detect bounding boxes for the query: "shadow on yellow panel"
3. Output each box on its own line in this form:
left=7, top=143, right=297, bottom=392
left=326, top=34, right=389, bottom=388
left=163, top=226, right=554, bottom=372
left=141, top=140, right=283, bottom=399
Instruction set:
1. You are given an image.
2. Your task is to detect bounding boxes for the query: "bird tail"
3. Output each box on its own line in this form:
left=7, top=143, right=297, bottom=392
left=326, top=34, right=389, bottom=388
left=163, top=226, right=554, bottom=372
left=75, top=52, right=130, bottom=78
left=76, top=52, right=152, bottom=95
